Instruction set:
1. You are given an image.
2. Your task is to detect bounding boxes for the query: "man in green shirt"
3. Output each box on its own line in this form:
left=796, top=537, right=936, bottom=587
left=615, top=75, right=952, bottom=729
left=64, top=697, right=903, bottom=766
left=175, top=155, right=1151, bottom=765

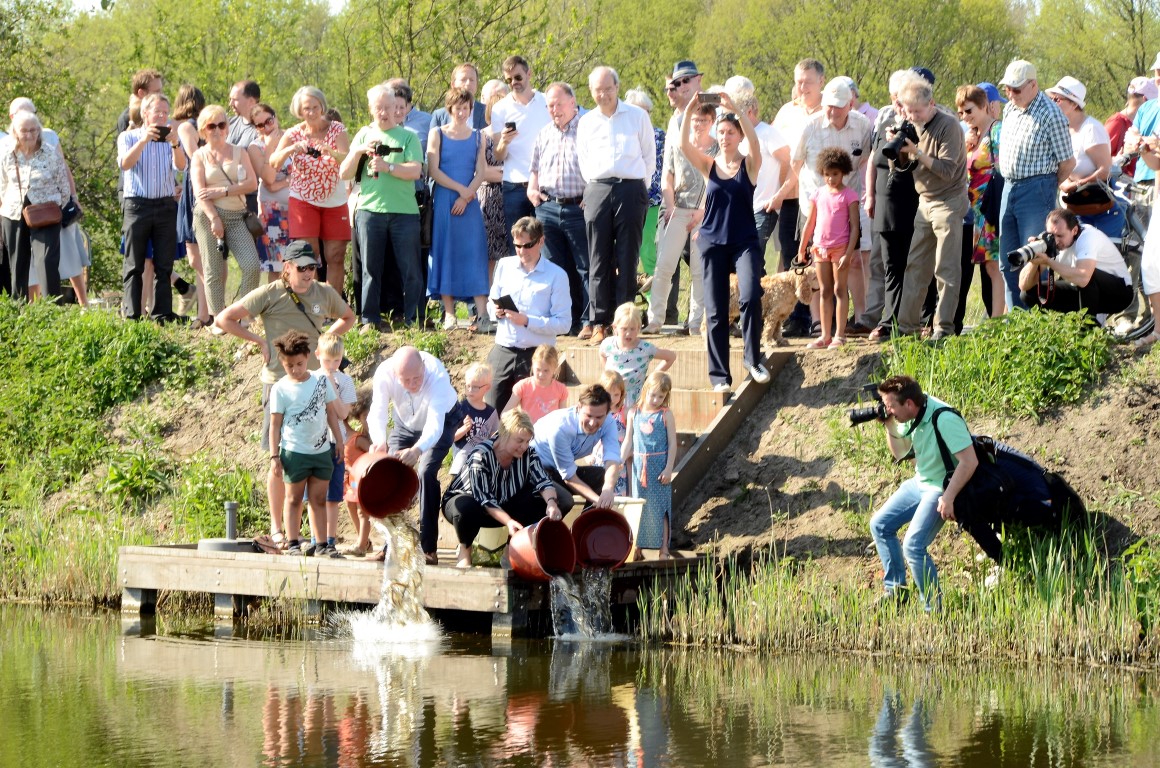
left=340, top=84, right=425, bottom=329
left=868, top=375, right=978, bottom=610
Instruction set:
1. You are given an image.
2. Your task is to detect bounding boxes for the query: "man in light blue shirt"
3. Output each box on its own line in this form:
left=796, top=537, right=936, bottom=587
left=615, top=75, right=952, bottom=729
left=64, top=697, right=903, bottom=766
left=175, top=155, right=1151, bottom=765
left=531, top=385, right=621, bottom=511
left=485, top=216, right=571, bottom=410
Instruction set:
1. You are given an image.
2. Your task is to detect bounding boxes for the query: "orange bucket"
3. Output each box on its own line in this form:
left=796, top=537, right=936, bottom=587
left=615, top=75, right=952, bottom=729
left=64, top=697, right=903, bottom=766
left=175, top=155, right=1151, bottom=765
left=350, top=452, right=420, bottom=518
left=508, top=518, right=576, bottom=582
left=570, top=507, right=632, bottom=570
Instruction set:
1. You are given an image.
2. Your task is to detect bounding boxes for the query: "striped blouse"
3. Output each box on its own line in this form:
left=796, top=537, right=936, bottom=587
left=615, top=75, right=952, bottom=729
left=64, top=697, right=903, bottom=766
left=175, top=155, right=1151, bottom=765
left=443, top=437, right=553, bottom=510
left=118, top=128, right=178, bottom=199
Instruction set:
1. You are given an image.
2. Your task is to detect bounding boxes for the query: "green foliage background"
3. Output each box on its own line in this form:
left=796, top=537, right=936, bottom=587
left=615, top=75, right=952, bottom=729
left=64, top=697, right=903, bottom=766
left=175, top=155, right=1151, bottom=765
left=7, top=0, right=1160, bottom=290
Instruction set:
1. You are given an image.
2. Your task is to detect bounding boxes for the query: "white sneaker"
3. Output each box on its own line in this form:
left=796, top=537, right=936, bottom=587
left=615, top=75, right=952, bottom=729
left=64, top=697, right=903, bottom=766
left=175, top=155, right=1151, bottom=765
left=984, top=565, right=1003, bottom=589
left=442, top=314, right=457, bottom=330
left=748, top=364, right=771, bottom=384
left=175, top=286, right=196, bottom=316
left=712, top=382, right=731, bottom=394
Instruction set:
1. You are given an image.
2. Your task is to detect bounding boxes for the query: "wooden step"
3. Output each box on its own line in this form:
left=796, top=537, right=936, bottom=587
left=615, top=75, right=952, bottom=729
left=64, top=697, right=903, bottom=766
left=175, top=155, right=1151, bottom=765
left=558, top=343, right=745, bottom=391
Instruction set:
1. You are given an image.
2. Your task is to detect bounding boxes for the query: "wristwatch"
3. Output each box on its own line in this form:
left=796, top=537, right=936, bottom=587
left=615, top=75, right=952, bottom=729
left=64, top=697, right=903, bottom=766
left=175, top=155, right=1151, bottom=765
left=388, top=163, right=395, bottom=174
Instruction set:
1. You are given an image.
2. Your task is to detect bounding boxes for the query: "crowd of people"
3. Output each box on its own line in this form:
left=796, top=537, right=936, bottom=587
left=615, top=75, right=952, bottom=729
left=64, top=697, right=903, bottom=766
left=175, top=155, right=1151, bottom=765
left=2, top=51, right=1149, bottom=589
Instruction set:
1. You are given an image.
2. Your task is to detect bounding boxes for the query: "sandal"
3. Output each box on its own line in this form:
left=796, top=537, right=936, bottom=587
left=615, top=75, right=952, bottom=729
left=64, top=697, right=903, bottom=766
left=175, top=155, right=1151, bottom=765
left=828, top=337, right=846, bottom=348
left=367, top=547, right=387, bottom=562
left=805, top=337, right=832, bottom=349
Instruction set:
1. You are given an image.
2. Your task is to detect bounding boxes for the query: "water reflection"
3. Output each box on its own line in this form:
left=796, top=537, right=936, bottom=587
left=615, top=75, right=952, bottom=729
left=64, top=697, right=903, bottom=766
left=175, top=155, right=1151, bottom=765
left=0, top=606, right=1158, bottom=767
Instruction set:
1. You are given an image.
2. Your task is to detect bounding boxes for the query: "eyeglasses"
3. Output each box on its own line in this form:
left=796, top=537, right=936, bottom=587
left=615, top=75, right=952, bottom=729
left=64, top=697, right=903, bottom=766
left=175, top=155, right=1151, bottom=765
left=292, top=263, right=317, bottom=272
left=513, top=238, right=541, bottom=250
left=205, top=121, right=228, bottom=131
left=256, top=116, right=276, bottom=129
left=1004, top=85, right=1024, bottom=95
left=504, top=73, right=525, bottom=84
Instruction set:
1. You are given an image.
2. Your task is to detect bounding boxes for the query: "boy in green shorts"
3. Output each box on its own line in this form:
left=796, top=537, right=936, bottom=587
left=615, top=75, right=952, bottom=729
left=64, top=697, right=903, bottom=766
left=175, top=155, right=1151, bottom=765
left=269, top=330, right=344, bottom=556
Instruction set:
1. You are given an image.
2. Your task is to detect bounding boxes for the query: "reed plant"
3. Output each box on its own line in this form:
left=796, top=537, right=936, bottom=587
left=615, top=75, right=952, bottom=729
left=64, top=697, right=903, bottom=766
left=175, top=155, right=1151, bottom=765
left=637, top=526, right=1160, bottom=666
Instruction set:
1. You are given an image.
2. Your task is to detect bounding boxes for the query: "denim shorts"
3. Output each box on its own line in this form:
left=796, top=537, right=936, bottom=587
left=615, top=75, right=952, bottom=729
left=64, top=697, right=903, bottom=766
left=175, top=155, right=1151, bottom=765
left=327, top=450, right=345, bottom=503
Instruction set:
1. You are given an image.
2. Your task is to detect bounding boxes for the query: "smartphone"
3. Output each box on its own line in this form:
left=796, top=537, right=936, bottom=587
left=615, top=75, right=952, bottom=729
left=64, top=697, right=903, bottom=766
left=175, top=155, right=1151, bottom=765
left=504, top=121, right=517, bottom=132
left=495, top=294, right=519, bottom=312
left=697, top=92, right=721, bottom=107
left=153, top=125, right=171, bottom=142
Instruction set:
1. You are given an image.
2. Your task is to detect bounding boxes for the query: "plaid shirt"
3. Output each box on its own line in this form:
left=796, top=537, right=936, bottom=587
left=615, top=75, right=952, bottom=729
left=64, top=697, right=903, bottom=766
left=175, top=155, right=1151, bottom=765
left=529, top=113, right=586, bottom=199
left=998, top=91, right=1073, bottom=181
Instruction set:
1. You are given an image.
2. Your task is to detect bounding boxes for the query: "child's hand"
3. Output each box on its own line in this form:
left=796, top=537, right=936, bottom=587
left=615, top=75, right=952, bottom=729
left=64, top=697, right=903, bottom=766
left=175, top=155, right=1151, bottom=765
left=838, top=254, right=850, bottom=270
left=659, top=469, right=672, bottom=485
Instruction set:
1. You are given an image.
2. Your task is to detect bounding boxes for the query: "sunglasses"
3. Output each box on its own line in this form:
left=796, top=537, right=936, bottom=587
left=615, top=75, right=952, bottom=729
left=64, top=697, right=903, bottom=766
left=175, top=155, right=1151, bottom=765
left=504, top=73, right=525, bottom=84
left=958, top=106, right=976, bottom=116
left=256, top=116, right=276, bottom=129
left=205, top=121, right=228, bottom=131
left=671, top=75, right=693, bottom=87
left=292, top=263, right=317, bottom=272
left=513, top=238, right=541, bottom=250
left=1004, top=85, right=1024, bottom=95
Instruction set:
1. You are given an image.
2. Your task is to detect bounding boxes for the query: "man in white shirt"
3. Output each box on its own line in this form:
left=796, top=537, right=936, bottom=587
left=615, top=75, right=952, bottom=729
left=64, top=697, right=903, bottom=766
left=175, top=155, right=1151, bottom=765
left=1017, top=208, right=1132, bottom=316
left=576, top=66, right=656, bottom=345
left=731, top=88, right=790, bottom=254
left=485, top=216, right=571, bottom=412
left=368, top=345, right=459, bottom=564
left=491, top=55, right=553, bottom=252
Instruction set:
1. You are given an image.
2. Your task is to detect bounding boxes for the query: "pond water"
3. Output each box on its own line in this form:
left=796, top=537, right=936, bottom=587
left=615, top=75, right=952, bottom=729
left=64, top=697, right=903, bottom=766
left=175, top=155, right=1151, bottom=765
left=2, top=605, right=1158, bottom=767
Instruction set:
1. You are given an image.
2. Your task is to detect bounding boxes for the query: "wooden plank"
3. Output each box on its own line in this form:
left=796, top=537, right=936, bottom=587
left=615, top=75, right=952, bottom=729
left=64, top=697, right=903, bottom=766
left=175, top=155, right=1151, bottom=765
left=670, top=350, right=792, bottom=498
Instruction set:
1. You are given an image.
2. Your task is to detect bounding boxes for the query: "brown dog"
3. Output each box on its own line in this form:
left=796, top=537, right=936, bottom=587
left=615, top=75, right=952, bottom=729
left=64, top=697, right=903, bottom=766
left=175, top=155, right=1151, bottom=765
left=704, top=268, right=819, bottom=345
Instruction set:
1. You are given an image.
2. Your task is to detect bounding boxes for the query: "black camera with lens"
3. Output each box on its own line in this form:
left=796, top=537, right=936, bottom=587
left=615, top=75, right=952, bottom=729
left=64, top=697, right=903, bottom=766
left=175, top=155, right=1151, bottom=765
left=303, top=145, right=322, bottom=158
left=374, top=143, right=403, bottom=157
left=1006, top=232, right=1057, bottom=268
left=848, top=383, right=887, bottom=427
left=881, top=120, right=920, bottom=162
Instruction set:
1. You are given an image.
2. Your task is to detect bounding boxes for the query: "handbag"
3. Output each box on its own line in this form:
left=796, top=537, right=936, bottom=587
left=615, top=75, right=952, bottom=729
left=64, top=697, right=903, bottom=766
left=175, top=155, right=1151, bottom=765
left=416, top=186, right=434, bottom=249
left=1062, top=181, right=1115, bottom=216
left=13, top=152, right=62, bottom=228
left=60, top=198, right=82, bottom=229
left=980, top=123, right=1004, bottom=228
left=243, top=210, right=264, bottom=237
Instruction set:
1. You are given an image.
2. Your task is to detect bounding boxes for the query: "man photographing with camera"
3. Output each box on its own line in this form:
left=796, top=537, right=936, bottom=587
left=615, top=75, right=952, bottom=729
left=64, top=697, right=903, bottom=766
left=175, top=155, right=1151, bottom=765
left=867, top=376, right=977, bottom=612
left=1015, top=208, right=1132, bottom=316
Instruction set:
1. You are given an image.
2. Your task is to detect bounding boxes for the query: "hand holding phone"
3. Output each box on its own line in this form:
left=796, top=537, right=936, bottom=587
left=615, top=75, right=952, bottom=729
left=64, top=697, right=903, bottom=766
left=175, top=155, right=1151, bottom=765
left=152, top=125, right=171, bottom=142
left=494, top=294, right=519, bottom=312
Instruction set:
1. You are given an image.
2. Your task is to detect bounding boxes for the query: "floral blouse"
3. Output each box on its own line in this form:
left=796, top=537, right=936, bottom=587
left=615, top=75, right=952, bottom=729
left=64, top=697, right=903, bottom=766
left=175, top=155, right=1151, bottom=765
left=0, top=140, right=70, bottom=221
left=285, top=120, right=346, bottom=204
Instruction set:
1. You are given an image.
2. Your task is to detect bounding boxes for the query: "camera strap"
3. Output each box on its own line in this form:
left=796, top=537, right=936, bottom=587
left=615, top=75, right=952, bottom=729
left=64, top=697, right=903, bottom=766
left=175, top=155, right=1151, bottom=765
left=285, top=285, right=323, bottom=335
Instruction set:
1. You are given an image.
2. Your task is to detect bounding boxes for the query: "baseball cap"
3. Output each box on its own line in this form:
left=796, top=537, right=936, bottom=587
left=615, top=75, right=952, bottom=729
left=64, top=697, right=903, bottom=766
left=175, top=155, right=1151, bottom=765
left=1045, top=76, right=1086, bottom=109
left=1129, top=76, right=1159, bottom=101
left=977, top=82, right=1007, bottom=104
left=670, top=60, right=700, bottom=82
left=999, top=60, right=1037, bottom=89
left=833, top=75, right=859, bottom=95
left=910, top=67, right=935, bottom=85
left=283, top=240, right=319, bottom=267
left=821, top=79, right=852, bottom=108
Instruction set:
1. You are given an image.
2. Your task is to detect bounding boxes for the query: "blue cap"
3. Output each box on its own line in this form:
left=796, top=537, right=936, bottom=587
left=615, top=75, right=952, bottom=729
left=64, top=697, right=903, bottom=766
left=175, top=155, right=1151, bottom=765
left=911, top=66, right=936, bottom=85
left=977, top=82, right=1007, bottom=104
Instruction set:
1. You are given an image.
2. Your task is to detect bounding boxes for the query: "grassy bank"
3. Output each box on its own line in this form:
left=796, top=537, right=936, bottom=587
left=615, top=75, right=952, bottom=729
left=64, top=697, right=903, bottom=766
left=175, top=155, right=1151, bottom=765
left=640, top=310, right=1160, bottom=665
left=0, top=299, right=258, bottom=604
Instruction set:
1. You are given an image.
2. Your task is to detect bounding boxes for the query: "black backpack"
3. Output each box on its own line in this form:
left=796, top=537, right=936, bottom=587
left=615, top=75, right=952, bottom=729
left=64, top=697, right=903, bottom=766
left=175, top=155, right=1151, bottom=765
left=930, top=407, right=1015, bottom=523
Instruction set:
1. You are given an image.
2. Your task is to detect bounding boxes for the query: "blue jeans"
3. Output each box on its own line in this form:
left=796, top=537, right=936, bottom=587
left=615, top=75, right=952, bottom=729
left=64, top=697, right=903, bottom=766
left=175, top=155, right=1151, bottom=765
left=502, top=182, right=535, bottom=254
left=754, top=209, right=778, bottom=255
left=388, top=412, right=456, bottom=555
left=536, top=200, right=590, bottom=332
left=999, top=174, right=1057, bottom=311
left=354, top=209, right=422, bottom=326
left=869, top=477, right=945, bottom=610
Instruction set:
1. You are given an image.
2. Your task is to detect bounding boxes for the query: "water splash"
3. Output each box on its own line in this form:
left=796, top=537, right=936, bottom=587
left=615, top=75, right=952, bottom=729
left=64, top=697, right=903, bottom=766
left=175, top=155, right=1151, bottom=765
left=550, top=569, right=629, bottom=641
left=330, top=517, right=442, bottom=652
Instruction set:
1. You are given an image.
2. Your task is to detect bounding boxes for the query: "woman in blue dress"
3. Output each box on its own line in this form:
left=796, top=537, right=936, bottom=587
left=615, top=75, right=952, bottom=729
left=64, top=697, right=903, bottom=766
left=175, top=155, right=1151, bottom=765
left=427, top=87, right=490, bottom=330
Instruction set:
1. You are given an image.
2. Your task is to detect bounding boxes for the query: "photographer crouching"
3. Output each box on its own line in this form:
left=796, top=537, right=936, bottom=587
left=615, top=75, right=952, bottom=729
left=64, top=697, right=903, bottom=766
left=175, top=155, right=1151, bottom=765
left=864, top=376, right=977, bottom=612
left=1015, top=208, right=1132, bottom=316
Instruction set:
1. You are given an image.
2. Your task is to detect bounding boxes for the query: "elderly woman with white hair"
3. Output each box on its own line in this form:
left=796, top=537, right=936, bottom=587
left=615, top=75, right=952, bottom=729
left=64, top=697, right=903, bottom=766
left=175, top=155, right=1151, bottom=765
left=0, top=110, right=71, bottom=299
left=624, top=86, right=666, bottom=286
left=269, top=86, right=351, bottom=292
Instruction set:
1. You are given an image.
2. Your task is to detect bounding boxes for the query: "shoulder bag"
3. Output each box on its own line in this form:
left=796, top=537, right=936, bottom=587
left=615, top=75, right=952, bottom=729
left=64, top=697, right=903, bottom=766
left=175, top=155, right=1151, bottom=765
left=979, top=122, right=1004, bottom=228
left=930, top=407, right=1013, bottom=522
left=213, top=147, right=264, bottom=236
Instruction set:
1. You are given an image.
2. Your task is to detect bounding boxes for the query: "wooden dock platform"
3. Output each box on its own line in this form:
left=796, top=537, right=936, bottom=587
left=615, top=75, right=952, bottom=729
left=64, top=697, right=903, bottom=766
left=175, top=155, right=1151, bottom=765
left=118, top=543, right=702, bottom=640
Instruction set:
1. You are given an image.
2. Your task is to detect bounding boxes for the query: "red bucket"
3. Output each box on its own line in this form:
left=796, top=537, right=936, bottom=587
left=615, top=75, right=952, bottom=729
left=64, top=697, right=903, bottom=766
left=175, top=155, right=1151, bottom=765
left=570, top=507, right=632, bottom=570
left=350, top=452, right=420, bottom=518
left=508, top=518, right=576, bottom=582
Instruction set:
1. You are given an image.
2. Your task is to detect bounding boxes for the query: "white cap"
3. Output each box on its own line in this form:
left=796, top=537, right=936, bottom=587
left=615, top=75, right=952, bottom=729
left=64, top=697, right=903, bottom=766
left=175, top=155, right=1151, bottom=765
left=821, top=79, right=852, bottom=108
left=998, top=60, right=1037, bottom=89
